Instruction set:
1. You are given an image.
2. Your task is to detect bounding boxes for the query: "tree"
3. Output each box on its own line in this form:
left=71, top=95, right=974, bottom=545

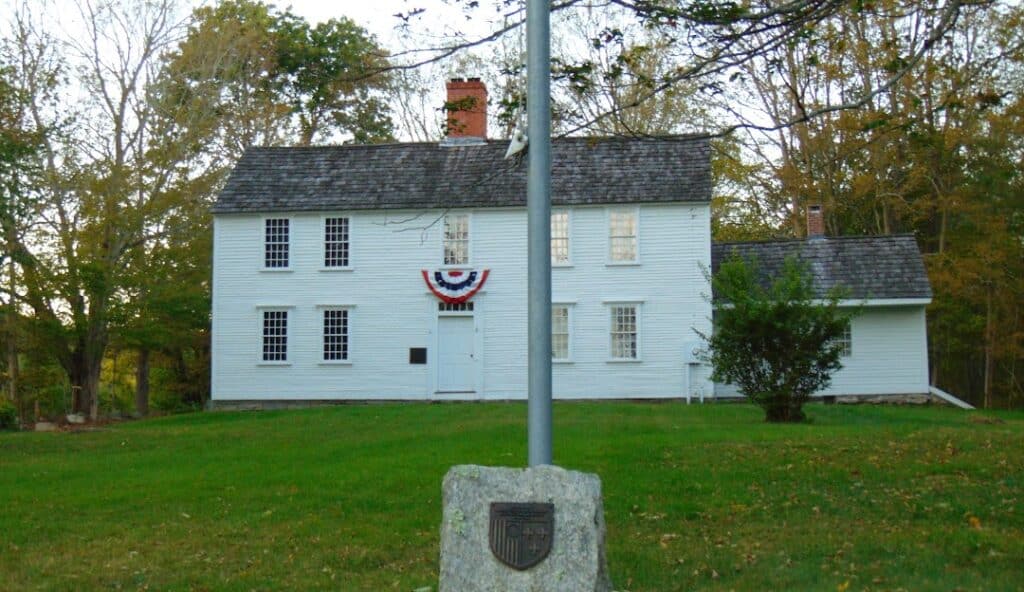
left=701, top=254, right=854, bottom=422
left=160, top=0, right=394, bottom=156
left=715, top=1, right=1024, bottom=406
left=0, top=55, right=40, bottom=420
left=1, top=0, right=189, bottom=419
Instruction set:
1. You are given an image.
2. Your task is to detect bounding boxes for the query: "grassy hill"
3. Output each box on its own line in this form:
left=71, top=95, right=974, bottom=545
left=1, top=403, right=1021, bottom=591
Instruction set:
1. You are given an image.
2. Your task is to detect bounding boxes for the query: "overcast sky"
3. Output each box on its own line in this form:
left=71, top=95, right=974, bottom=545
left=214, top=0, right=502, bottom=51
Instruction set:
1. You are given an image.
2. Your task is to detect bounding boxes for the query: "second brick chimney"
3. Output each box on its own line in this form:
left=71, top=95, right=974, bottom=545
left=445, top=78, right=487, bottom=140
left=807, top=204, right=825, bottom=239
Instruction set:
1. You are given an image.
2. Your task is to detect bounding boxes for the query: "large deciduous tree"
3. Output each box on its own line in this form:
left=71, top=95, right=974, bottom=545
left=160, top=0, right=393, bottom=158
left=0, top=54, right=42, bottom=419
left=3, top=0, right=188, bottom=419
left=0, top=0, right=399, bottom=419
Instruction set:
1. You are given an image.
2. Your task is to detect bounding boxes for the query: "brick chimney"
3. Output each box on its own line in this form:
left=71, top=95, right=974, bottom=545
left=807, top=204, right=825, bottom=239
left=445, top=77, right=487, bottom=139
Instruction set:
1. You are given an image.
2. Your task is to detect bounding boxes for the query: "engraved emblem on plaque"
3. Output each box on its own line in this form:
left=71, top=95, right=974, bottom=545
left=488, top=502, right=554, bottom=570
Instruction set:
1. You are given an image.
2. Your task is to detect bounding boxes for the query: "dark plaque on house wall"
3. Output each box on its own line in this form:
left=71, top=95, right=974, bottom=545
left=488, top=502, right=554, bottom=570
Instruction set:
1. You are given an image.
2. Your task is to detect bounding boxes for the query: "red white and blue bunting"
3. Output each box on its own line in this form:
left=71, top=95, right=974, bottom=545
left=422, top=269, right=490, bottom=304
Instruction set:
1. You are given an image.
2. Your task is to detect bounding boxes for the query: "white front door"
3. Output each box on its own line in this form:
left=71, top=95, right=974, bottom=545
left=437, top=316, right=476, bottom=392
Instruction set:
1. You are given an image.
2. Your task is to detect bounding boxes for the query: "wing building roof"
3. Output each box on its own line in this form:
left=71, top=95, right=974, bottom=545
left=711, top=235, right=932, bottom=301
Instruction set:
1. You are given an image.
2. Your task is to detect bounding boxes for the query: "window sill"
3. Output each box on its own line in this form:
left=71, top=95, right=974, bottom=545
left=318, top=361, right=353, bottom=366
left=319, top=267, right=354, bottom=272
left=260, top=268, right=294, bottom=273
left=553, top=359, right=573, bottom=364
left=438, top=264, right=472, bottom=270
left=606, top=358, right=642, bottom=363
left=257, top=361, right=291, bottom=367
left=605, top=261, right=641, bottom=267
left=552, top=262, right=574, bottom=269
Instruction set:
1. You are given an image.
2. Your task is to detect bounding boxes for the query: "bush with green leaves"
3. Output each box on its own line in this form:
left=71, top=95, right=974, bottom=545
left=701, top=254, right=854, bottom=422
left=0, top=400, right=18, bottom=431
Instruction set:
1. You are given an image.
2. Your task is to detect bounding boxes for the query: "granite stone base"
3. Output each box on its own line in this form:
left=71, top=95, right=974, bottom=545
left=439, top=464, right=612, bottom=592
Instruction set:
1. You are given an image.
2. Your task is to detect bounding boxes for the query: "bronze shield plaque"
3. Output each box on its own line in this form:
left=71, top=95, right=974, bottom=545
left=489, top=502, right=554, bottom=570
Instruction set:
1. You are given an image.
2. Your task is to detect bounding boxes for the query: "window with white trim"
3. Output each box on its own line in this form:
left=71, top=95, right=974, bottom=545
left=551, top=210, right=569, bottom=264
left=443, top=213, right=469, bottom=265
left=264, top=218, right=290, bottom=268
left=609, top=304, right=639, bottom=360
left=831, top=320, right=852, bottom=357
left=322, top=308, right=349, bottom=361
left=552, top=305, right=570, bottom=361
left=261, top=310, right=288, bottom=361
left=324, top=217, right=350, bottom=267
left=608, top=209, right=637, bottom=262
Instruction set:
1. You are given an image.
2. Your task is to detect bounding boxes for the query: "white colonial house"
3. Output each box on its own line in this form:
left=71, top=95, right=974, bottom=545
left=209, top=79, right=934, bottom=406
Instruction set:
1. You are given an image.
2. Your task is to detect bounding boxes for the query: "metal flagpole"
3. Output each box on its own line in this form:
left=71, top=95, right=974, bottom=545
left=526, top=0, right=552, bottom=467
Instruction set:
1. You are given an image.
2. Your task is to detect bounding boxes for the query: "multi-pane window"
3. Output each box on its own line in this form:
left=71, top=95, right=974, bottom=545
left=444, top=213, right=469, bottom=265
left=609, top=209, right=637, bottom=262
left=264, top=218, right=290, bottom=268
left=261, top=310, right=288, bottom=362
left=610, top=304, right=639, bottom=359
left=552, top=305, right=570, bottom=360
left=551, top=211, right=569, bottom=264
left=324, top=217, right=350, bottom=267
left=322, top=309, right=349, bottom=361
left=832, top=320, right=852, bottom=357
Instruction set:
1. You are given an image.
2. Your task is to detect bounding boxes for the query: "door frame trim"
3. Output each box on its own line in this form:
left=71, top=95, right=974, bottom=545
left=429, top=297, right=484, bottom=399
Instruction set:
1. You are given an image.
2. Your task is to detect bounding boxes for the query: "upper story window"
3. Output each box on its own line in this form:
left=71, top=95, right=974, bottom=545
left=264, top=218, right=290, bottom=268
left=609, top=303, right=639, bottom=360
left=261, top=309, right=288, bottom=362
left=444, top=213, right=469, bottom=265
left=324, top=217, right=350, bottom=268
left=551, top=210, right=569, bottom=265
left=608, top=209, right=638, bottom=263
left=552, top=304, right=571, bottom=361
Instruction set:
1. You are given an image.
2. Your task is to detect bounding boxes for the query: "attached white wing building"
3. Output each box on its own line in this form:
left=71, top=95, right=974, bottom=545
left=210, top=80, right=933, bottom=406
left=711, top=232, right=933, bottom=400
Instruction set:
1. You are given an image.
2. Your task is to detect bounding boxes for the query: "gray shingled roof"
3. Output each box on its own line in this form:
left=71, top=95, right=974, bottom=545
left=711, top=235, right=932, bottom=301
left=212, top=136, right=710, bottom=214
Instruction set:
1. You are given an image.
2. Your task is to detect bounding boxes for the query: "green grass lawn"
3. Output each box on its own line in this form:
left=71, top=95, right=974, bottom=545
left=1, top=403, right=1021, bottom=591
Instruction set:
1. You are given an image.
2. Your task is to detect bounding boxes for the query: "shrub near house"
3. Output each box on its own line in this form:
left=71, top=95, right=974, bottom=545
left=703, top=254, right=854, bottom=422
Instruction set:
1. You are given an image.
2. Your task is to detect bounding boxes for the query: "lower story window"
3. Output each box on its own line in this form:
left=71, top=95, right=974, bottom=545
left=610, top=304, right=639, bottom=360
left=552, top=305, right=570, bottom=360
left=262, top=310, right=288, bottom=361
left=323, top=309, right=349, bottom=361
left=832, top=320, right=852, bottom=357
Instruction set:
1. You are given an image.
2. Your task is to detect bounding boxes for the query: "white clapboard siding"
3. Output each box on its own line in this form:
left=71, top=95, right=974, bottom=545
left=211, top=203, right=714, bottom=401
left=712, top=304, right=930, bottom=398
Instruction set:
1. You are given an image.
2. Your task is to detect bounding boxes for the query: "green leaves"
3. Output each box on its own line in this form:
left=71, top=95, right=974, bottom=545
left=703, top=254, right=854, bottom=422
left=162, top=0, right=394, bottom=149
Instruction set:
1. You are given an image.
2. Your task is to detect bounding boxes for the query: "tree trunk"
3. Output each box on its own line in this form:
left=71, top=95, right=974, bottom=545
left=984, top=286, right=994, bottom=410
left=765, top=403, right=807, bottom=423
left=6, top=252, right=19, bottom=419
left=67, top=347, right=103, bottom=419
left=761, top=393, right=807, bottom=423
left=6, top=331, right=18, bottom=417
left=135, top=348, right=150, bottom=417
